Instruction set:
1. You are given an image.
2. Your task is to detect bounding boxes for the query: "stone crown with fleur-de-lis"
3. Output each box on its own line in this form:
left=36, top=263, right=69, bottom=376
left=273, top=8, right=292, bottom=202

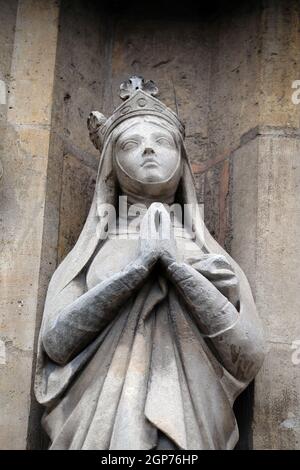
left=119, top=76, right=159, bottom=101
left=87, top=76, right=185, bottom=152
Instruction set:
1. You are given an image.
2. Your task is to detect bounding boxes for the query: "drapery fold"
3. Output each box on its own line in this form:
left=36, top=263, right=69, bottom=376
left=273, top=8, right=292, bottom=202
left=37, top=257, right=257, bottom=450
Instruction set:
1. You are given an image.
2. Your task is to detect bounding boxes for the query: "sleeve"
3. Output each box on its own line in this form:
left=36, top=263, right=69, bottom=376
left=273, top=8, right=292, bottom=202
left=166, top=254, right=265, bottom=383
left=42, top=258, right=150, bottom=366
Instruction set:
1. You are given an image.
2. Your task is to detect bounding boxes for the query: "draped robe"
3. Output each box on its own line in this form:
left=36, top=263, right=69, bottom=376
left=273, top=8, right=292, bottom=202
left=35, top=225, right=265, bottom=450
left=34, top=128, right=265, bottom=449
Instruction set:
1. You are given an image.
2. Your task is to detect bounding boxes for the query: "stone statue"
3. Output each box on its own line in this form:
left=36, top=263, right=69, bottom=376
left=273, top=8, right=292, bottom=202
left=34, top=76, right=265, bottom=450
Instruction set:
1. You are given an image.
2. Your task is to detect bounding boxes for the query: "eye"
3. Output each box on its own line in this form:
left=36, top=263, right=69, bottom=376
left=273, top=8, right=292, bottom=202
left=156, top=136, right=173, bottom=147
left=121, top=140, right=139, bottom=150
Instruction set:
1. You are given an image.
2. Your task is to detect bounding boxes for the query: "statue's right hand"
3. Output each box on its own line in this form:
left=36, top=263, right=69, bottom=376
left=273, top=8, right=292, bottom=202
left=137, top=203, right=161, bottom=269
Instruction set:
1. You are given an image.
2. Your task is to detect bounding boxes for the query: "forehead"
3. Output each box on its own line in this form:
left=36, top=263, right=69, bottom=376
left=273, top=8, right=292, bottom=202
left=118, top=118, right=174, bottom=139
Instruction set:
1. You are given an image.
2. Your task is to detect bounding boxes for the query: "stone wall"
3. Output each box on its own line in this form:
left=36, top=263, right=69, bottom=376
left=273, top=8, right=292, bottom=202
left=25, top=0, right=112, bottom=449
left=206, top=1, right=300, bottom=449
left=231, top=1, right=300, bottom=449
left=0, top=0, right=60, bottom=449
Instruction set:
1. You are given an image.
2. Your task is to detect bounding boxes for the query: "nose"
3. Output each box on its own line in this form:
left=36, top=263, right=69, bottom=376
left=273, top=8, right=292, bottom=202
left=143, top=147, right=155, bottom=156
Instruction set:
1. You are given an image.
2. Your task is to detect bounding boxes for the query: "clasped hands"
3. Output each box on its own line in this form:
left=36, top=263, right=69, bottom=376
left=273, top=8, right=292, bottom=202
left=137, top=202, right=177, bottom=271
left=136, top=203, right=240, bottom=309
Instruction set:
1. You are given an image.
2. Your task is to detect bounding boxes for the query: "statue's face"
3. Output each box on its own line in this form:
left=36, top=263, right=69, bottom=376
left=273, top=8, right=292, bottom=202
left=114, top=119, right=181, bottom=185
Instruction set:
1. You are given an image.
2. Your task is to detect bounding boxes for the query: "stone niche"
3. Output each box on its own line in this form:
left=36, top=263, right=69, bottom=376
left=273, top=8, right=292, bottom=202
left=1, top=0, right=300, bottom=450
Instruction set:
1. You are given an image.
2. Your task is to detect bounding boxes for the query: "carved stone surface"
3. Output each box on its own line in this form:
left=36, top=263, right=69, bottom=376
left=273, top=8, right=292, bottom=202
left=34, top=77, right=265, bottom=450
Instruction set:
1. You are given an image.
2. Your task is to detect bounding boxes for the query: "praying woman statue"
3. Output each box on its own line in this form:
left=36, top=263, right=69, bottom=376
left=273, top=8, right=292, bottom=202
left=34, top=76, right=265, bottom=450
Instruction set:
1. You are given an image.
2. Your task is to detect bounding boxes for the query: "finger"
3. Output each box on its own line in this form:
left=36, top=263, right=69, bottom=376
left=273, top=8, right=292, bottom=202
left=159, top=206, right=174, bottom=241
left=140, top=205, right=158, bottom=241
left=148, top=203, right=164, bottom=240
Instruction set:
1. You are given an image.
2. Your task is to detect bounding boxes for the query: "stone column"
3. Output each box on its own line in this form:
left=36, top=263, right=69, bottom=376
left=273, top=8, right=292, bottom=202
left=229, top=0, right=300, bottom=449
left=206, top=0, right=300, bottom=449
left=232, top=129, right=300, bottom=449
left=0, top=0, right=60, bottom=449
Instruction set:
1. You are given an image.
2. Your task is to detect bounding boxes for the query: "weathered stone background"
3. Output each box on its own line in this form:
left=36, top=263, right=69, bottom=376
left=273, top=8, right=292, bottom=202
left=1, top=0, right=300, bottom=449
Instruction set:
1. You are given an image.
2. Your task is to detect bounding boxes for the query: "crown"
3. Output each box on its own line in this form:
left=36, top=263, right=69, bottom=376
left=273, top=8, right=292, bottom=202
left=87, top=76, right=185, bottom=151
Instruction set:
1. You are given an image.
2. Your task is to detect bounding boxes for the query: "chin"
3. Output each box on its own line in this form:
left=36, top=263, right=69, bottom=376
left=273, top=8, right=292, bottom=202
left=139, top=168, right=164, bottom=183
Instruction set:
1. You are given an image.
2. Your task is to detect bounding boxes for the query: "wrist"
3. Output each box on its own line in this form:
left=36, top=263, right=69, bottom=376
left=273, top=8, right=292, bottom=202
left=135, top=251, right=158, bottom=271
left=160, top=249, right=176, bottom=269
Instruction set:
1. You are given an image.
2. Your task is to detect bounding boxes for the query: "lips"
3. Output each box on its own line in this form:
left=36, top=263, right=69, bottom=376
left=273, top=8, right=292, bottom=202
left=141, top=157, right=159, bottom=167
